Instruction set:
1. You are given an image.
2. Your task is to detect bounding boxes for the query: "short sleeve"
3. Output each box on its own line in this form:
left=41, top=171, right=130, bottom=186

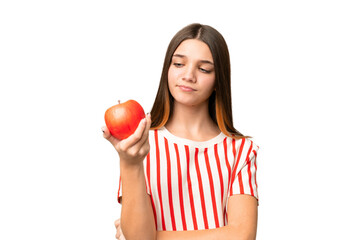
left=229, top=139, right=259, bottom=201
left=117, top=160, right=151, bottom=204
left=117, top=176, right=122, bottom=203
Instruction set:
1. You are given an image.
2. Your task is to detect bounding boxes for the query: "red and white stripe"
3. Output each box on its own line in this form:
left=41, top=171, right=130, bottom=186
left=118, top=128, right=259, bottom=231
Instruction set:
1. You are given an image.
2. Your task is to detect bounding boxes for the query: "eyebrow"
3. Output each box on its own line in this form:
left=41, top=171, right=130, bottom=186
left=172, top=54, right=214, bottom=65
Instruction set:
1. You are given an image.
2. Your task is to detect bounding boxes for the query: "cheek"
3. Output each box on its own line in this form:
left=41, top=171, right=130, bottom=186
left=168, top=66, right=180, bottom=83
left=167, top=68, right=177, bottom=95
left=201, top=76, right=216, bottom=91
left=167, top=68, right=174, bottom=83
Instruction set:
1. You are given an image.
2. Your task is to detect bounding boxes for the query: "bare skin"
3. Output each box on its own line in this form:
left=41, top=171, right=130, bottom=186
left=105, top=39, right=258, bottom=240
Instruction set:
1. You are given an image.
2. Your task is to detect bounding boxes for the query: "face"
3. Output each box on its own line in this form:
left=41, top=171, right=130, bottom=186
left=168, top=39, right=216, bottom=108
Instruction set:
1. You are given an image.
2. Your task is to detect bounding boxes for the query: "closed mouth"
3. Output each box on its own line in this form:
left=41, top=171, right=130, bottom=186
left=177, top=85, right=196, bottom=91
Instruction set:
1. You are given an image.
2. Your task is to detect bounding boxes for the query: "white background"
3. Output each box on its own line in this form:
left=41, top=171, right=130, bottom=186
left=1, top=0, right=359, bottom=239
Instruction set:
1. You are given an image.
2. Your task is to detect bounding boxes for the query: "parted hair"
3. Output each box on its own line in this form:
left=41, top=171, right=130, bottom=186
left=150, top=23, right=246, bottom=139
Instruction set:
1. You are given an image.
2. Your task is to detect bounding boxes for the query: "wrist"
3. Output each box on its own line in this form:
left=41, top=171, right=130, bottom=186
left=120, top=160, right=144, bottom=177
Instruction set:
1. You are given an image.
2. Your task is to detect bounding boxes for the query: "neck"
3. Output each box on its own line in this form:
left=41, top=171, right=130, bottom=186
left=165, top=101, right=220, bottom=141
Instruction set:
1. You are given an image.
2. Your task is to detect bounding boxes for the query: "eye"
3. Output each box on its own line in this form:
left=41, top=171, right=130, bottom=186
left=199, top=68, right=211, bottom=73
left=173, top=63, right=184, bottom=67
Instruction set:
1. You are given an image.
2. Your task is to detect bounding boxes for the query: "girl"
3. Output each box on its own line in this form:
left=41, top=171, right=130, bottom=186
left=103, top=23, right=259, bottom=240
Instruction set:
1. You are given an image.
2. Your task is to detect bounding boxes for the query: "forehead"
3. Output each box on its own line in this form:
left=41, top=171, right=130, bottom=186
left=173, top=39, right=213, bottom=61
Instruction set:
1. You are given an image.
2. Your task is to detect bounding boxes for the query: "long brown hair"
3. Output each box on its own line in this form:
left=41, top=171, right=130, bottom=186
left=150, top=23, right=246, bottom=139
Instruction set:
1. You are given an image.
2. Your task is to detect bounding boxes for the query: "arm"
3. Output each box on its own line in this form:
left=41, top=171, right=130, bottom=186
left=157, top=194, right=258, bottom=240
left=121, top=162, right=155, bottom=240
left=103, top=114, right=156, bottom=240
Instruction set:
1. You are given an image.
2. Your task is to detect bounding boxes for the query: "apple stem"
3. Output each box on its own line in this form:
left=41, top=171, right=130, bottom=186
left=118, top=100, right=120, bottom=104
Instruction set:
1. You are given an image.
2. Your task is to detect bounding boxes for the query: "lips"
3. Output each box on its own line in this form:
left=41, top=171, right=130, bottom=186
left=177, top=85, right=196, bottom=92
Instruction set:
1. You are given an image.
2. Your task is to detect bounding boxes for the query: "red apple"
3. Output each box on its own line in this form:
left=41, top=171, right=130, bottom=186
left=104, top=100, right=145, bottom=140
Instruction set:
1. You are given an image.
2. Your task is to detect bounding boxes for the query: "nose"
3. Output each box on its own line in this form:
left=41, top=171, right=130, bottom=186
left=182, top=65, right=196, bottom=83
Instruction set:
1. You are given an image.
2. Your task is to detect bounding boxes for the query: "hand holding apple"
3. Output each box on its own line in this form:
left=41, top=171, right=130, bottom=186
left=103, top=100, right=151, bottom=165
left=104, top=100, right=146, bottom=140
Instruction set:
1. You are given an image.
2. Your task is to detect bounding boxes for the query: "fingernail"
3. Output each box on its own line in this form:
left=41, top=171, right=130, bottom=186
left=101, top=127, right=105, bottom=133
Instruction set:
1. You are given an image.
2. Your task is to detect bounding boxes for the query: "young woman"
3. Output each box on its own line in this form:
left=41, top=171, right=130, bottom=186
left=103, top=23, right=259, bottom=240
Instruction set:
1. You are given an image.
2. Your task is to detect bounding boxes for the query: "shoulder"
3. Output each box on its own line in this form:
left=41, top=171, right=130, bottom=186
left=244, top=137, right=259, bottom=152
left=232, top=137, right=259, bottom=159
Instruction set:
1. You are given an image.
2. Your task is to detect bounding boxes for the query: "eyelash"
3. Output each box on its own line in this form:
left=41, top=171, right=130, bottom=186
left=173, top=63, right=212, bottom=74
left=200, top=68, right=211, bottom=73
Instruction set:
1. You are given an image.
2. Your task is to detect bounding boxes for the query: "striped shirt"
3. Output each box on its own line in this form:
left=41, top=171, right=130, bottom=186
left=118, top=127, right=259, bottom=231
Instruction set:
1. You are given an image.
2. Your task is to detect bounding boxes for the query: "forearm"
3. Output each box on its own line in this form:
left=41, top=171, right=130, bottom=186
left=120, top=162, right=156, bottom=240
left=156, top=225, right=256, bottom=240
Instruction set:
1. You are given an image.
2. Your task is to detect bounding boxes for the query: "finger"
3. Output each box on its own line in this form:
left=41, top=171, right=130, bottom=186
left=102, top=125, right=120, bottom=147
left=143, top=113, right=152, bottom=139
left=116, top=228, right=120, bottom=239
left=128, top=113, right=152, bottom=153
left=119, top=117, right=147, bottom=150
left=115, top=225, right=122, bottom=239
left=114, top=218, right=120, bottom=228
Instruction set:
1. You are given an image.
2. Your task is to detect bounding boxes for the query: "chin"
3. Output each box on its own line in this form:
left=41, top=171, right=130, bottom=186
left=173, top=97, right=208, bottom=108
left=170, top=88, right=210, bottom=108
